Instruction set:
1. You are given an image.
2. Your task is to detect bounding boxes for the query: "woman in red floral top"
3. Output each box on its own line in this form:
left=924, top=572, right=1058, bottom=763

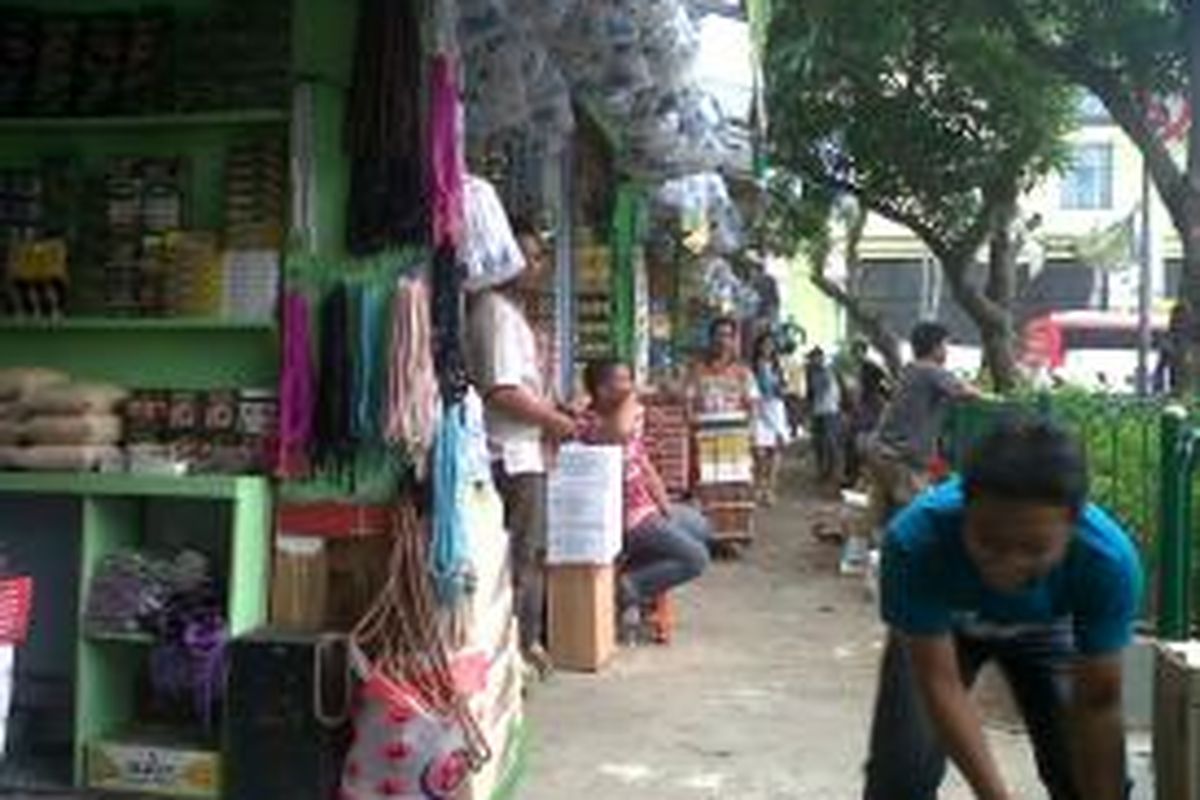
left=578, top=360, right=712, bottom=624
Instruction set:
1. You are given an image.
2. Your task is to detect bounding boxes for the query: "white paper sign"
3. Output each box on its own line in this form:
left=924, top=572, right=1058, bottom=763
left=547, top=444, right=624, bottom=565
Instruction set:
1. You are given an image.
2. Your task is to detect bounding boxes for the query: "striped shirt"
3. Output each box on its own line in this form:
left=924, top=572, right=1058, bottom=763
left=578, top=406, right=661, bottom=532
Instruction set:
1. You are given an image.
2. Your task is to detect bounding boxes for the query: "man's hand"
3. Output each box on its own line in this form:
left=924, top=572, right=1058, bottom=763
left=1070, top=655, right=1126, bottom=800
left=907, top=635, right=1011, bottom=800
left=546, top=410, right=577, bottom=441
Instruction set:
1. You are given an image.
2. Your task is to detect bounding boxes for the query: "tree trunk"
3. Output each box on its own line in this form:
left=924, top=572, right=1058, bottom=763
left=1178, top=1, right=1200, bottom=395
left=809, top=271, right=904, bottom=375
left=942, top=253, right=1020, bottom=392
left=808, top=206, right=905, bottom=376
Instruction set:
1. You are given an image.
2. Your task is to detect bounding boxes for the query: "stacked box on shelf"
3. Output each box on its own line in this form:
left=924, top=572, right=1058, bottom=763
left=0, top=13, right=38, bottom=117
left=175, top=1, right=291, bottom=112
left=0, top=168, right=41, bottom=315
left=575, top=244, right=612, bottom=361
left=222, top=136, right=285, bottom=321
left=0, top=11, right=174, bottom=118
left=642, top=396, right=689, bottom=499
left=98, top=158, right=187, bottom=318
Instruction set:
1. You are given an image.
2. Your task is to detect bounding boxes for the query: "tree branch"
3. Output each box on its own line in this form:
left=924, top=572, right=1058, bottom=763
left=991, top=0, right=1191, bottom=232
left=808, top=205, right=904, bottom=375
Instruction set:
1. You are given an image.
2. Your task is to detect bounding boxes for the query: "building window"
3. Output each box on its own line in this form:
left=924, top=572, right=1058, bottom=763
left=1077, top=93, right=1110, bottom=125
left=1061, top=143, right=1114, bottom=210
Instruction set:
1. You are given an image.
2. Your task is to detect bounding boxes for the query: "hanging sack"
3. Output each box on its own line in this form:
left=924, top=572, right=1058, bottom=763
left=339, top=509, right=489, bottom=799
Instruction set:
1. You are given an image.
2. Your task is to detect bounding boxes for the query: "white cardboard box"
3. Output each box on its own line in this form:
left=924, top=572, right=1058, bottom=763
left=547, top=444, right=623, bottom=565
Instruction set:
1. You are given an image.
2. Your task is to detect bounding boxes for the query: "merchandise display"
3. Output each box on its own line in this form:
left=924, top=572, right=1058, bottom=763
left=0, top=377, right=127, bottom=472
left=641, top=395, right=690, bottom=499
left=0, top=150, right=282, bottom=322
left=277, top=253, right=431, bottom=500
left=0, top=3, right=289, bottom=118
left=123, top=387, right=278, bottom=475
left=575, top=240, right=613, bottom=362
left=453, top=0, right=734, bottom=175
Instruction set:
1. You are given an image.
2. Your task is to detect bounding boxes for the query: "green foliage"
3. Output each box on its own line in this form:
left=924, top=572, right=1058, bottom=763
left=765, top=0, right=1077, bottom=255
left=998, top=0, right=1189, bottom=95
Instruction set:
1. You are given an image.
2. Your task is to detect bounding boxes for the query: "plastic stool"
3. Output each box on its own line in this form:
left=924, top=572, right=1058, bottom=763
left=645, top=593, right=675, bottom=645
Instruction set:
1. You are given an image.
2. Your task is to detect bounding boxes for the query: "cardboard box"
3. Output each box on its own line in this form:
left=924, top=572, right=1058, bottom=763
left=1154, top=640, right=1200, bottom=800
left=547, top=564, right=616, bottom=672
left=87, top=732, right=219, bottom=798
left=547, top=444, right=623, bottom=565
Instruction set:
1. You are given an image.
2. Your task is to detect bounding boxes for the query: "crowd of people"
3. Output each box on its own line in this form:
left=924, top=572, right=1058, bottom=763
left=464, top=198, right=1141, bottom=798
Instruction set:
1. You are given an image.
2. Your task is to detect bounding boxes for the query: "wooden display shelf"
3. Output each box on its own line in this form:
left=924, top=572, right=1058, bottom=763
left=0, top=472, right=263, bottom=500
left=0, top=109, right=289, bottom=133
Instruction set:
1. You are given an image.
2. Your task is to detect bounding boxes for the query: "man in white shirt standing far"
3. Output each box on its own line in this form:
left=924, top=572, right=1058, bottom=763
left=466, top=215, right=576, bottom=679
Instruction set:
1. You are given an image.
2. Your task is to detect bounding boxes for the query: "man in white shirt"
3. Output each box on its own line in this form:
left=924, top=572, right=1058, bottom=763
left=466, top=218, right=575, bottom=677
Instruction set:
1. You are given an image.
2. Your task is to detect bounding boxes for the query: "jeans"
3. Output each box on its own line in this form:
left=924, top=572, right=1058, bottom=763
left=494, top=469, right=547, bottom=652
left=863, top=626, right=1082, bottom=800
left=621, top=504, right=712, bottom=607
left=812, top=412, right=842, bottom=482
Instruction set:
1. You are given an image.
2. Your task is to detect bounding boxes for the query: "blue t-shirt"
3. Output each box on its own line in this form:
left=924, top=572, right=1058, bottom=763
left=881, top=479, right=1143, bottom=656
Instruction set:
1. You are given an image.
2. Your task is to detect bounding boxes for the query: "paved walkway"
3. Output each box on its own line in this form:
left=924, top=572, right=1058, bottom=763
left=522, top=480, right=1154, bottom=799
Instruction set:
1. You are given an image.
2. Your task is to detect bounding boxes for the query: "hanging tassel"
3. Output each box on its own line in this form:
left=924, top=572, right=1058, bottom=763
left=385, top=276, right=440, bottom=473
left=354, top=284, right=388, bottom=441
left=430, top=401, right=470, bottom=605
left=431, top=244, right=468, bottom=403
left=315, top=286, right=353, bottom=475
left=277, top=292, right=315, bottom=478
left=430, top=54, right=466, bottom=251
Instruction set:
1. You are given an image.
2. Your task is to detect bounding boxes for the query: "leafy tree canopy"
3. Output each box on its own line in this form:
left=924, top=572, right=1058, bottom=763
left=765, top=0, right=1077, bottom=262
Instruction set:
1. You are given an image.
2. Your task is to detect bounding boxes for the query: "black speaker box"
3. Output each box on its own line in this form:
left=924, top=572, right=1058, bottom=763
left=225, top=629, right=352, bottom=800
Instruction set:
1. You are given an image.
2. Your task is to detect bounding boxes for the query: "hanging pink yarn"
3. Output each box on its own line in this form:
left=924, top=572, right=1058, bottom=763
left=277, top=291, right=316, bottom=478
left=385, top=277, right=439, bottom=470
left=429, top=55, right=466, bottom=250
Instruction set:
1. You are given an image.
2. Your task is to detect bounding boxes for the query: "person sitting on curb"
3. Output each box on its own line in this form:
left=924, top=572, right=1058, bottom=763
left=863, top=417, right=1141, bottom=800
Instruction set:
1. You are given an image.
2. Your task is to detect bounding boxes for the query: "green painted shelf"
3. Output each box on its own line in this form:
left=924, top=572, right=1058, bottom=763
left=0, top=109, right=289, bottom=132
left=0, top=471, right=266, bottom=499
left=0, top=317, right=276, bottom=333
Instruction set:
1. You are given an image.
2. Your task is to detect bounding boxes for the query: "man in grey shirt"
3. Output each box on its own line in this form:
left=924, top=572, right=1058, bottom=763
left=867, top=322, right=982, bottom=530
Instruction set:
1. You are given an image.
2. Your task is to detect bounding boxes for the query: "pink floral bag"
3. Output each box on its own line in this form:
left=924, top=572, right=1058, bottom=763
left=339, top=508, right=489, bottom=800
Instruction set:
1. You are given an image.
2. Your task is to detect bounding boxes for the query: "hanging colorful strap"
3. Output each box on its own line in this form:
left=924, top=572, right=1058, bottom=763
left=386, top=276, right=439, bottom=471
left=278, top=291, right=316, bottom=478
left=355, top=284, right=387, bottom=440
left=430, top=401, right=469, bottom=605
left=429, top=53, right=466, bottom=250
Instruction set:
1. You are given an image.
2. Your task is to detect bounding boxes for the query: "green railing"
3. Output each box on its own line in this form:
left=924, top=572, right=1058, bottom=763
left=945, top=393, right=1197, bottom=637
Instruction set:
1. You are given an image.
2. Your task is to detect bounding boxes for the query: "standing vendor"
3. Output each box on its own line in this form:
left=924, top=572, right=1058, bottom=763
left=863, top=418, right=1141, bottom=800
left=687, top=316, right=758, bottom=417
left=466, top=212, right=575, bottom=679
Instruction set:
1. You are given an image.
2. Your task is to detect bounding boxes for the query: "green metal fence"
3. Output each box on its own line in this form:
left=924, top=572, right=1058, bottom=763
left=944, top=393, right=1196, bottom=637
